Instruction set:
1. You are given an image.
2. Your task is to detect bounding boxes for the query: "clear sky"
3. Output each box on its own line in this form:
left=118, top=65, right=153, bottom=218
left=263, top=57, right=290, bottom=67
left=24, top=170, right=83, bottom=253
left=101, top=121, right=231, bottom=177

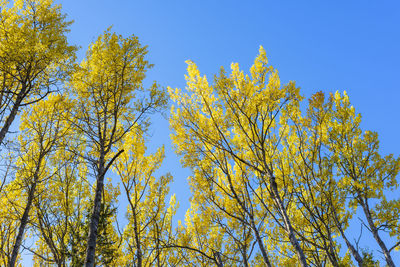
left=48, top=0, right=400, bottom=264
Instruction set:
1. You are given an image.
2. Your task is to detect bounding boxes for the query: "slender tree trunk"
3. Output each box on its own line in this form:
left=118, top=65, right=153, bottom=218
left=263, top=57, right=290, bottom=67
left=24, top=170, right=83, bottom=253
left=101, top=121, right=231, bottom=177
left=9, top=151, right=43, bottom=267
left=360, top=198, right=395, bottom=267
left=214, top=251, right=223, bottom=267
left=242, top=246, right=249, bottom=267
left=331, top=204, right=363, bottom=266
left=155, top=225, right=161, bottom=267
left=84, top=155, right=106, bottom=267
left=133, top=206, right=142, bottom=267
left=36, top=207, right=64, bottom=267
left=9, top=182, right=37, bottom=267
left=269, top=175, right=308, bottom=267
left=249, top=215, right=272, bottom=267
left=318, top=231, right=341, bottom=267
left=0, top=87, right=26, bottom=146
left=339, top=227, right=363, bottom=266
left=84, top=150, right=123, bottom=267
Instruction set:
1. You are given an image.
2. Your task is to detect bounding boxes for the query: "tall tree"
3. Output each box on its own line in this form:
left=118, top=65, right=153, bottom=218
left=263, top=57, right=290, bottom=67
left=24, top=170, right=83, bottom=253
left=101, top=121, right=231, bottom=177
left=115, top=130, right=177, bottom=267
left=328, top=91, right=400, bottom=266
left=6, top=94, right=72, bottom=267
left=279, top=91, right=358, bottom=266
left=169, top=47, right=400, bottom=266
left=0, top=0, right=75, bottom=146
left=169, top=46, right=308, bottom=266
left=69, top=29, right=167, bottom=267
left=30, top=148, right=123, bottom=266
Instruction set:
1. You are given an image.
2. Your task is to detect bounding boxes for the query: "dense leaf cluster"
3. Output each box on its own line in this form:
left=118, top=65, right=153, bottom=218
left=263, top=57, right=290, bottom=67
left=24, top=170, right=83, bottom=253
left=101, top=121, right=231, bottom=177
left=0, top=1, right=398, bottom=266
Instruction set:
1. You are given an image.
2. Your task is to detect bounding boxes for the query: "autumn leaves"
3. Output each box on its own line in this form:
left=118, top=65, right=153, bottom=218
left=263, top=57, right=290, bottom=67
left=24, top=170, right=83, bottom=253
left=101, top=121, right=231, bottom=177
left=169, top=47, right=400, bottom=266
left=0, top=0, right=399, bottom=266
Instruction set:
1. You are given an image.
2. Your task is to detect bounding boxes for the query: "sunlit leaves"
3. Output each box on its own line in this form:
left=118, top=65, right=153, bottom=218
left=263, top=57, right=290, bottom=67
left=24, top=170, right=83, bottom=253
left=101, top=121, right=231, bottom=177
left=169, top=47, right=400, bottom=266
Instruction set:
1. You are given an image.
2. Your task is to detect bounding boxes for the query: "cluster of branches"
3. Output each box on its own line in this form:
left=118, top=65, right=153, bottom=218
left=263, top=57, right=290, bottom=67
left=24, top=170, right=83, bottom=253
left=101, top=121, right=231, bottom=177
left=168, top=49, right=400, bottom=266
left=0, top=1, right=399, bottom=267
left=0, top=1, right=174, bottom=266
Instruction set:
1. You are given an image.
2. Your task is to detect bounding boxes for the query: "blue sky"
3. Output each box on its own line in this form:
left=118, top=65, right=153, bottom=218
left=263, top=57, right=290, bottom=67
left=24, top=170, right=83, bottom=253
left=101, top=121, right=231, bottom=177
left=50, top=0, right=400, bottom=264
left=59, top=0, right=400, bottom=152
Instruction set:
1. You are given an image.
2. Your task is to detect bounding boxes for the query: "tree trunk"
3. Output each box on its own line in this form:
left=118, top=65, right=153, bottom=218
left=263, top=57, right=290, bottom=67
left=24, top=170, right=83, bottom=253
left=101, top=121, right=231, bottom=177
left=339, top=228, right=364, bottom=266
left=269, top=175, right=308, bottom=267
left=0, top=87, right=26, bottom=146
left=360, top=198, right=395, bottom=267
left=331, top=203, right=363, bottom=266
left=214, top=251, right=223, bottom=267
left=9, top=181, right=37, bottom=267
left=242, top=246, right=249, bottom=267
left=134, top=209, right=142, bottom=267
left=84, top=156, right=106, bottom=267
left=84, top=150, right=123, bottom=267
left=250, top=215, right=272, bottom=267
left=9, top=150, right=43, bottom=267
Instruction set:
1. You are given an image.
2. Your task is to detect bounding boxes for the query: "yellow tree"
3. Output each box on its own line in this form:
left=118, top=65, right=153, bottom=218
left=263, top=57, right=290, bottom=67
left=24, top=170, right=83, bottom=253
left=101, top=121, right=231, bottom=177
left=328, top=91, right=400, bottom=267
left=172, top=195, right=256, bottom=266
left=31, top=168, right=123, bottom=266
left=114, top=130, right=177, bottom=266
left=279, top=91, right=356, bottom=266
left=69, top=29, right=167, bottom=267
left=0, top=1, right=75, bottom=261
left=28, top=139, right=123, bottom=266
left=0, top=0, right=75, bottom=147
left=169, top=47, right=308, bottom=266
left=0, top=169, right=20, bottom=265
left=31, top=147, right=90, bottom=266
left=170, top=47, right=400, bottom=266
left=2, top=94, right=72, bottom=267
left=287, top=91, right=400, bottom=266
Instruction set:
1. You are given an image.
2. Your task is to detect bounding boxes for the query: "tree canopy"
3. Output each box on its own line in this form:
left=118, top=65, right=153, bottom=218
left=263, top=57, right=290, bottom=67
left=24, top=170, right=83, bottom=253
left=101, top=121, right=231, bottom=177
left=0, top=0, right=398, bottom=266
